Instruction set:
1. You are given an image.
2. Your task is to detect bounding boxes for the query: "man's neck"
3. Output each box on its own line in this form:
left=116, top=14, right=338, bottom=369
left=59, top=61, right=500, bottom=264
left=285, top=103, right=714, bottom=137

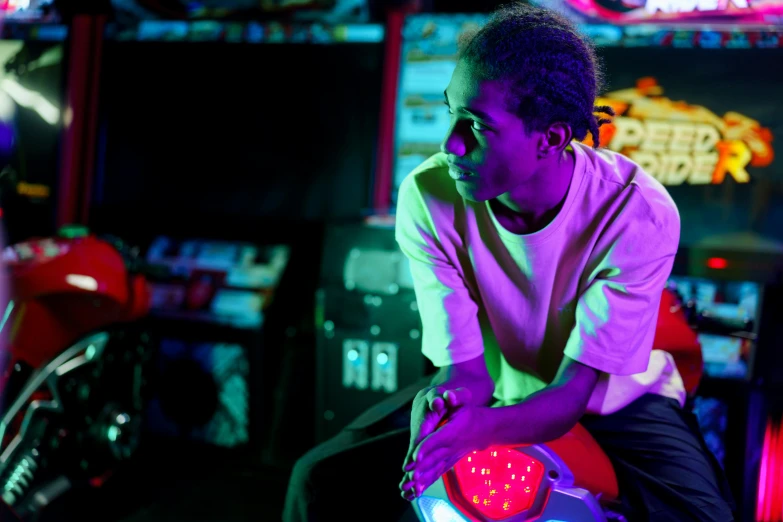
left=492, top=149, right=575, bottom=235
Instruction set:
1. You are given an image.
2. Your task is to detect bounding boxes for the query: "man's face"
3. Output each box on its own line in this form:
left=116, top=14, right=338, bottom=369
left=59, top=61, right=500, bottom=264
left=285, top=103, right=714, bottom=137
left=442, top=59, right=541, bottom=202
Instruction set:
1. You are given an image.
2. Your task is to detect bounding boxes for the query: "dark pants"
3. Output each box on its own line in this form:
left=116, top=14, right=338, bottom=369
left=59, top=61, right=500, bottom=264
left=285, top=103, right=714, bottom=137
left=283, top=379, right=736, bottom=522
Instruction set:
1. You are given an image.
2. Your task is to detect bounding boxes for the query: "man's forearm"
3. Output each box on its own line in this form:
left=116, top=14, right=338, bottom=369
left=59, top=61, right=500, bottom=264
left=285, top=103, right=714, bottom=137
left=481, top=383, right=586, bottom=447
left=429, top=365, right=495, bottom=407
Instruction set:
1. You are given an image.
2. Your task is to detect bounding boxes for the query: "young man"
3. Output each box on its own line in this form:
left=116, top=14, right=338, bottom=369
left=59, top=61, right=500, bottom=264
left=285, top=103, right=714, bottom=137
left=284, top=4, right=735, bottom=521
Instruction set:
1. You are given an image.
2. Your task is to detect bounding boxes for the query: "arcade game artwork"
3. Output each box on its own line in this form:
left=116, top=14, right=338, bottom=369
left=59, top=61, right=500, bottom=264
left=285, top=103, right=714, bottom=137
left=583, top=78, right=773, bottom=189
left=534, top=0, right=783, bottom=25
left=595, top=46, right=782, bottom=246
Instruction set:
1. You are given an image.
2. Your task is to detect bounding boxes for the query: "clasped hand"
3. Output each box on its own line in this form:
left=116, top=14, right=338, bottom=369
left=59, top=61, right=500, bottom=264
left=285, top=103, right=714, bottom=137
left=399, top=386, right=489, bottom=500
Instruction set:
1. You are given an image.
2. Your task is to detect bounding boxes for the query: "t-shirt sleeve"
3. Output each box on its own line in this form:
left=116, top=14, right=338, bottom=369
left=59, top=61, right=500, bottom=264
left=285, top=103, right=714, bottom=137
left=563, top=194, right=680, bottom=376
left=395, top=174, right=484, bottom=367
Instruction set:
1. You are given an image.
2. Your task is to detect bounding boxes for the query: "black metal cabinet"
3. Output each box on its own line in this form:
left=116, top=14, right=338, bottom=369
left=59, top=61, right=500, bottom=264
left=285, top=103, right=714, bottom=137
left=315, top=222, right=431, bottom=442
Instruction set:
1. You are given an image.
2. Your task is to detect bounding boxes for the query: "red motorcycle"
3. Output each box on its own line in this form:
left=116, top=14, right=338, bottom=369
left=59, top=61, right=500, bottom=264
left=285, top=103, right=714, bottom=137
left=412, top=288, right=703, bottom=522
left=0, top=227, right=155, bottom=521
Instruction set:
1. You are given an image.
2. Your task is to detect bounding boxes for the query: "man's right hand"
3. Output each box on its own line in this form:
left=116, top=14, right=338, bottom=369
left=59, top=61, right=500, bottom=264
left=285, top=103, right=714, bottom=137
left=399, top=385, right=477, bottom=498
left=402, top=386, right=450, bottom=474
left=400, top=356, right=495, bottom=489
left=402, top=385, right=477, bottom=469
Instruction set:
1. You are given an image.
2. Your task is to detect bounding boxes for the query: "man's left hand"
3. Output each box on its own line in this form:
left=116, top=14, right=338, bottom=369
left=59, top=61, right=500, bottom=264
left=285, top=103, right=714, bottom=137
left=399, top=388, right=490, bottom=500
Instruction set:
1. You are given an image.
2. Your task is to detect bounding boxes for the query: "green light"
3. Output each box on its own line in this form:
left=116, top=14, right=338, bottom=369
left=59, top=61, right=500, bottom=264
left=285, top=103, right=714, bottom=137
left=57, top=224, right=89, bottom=239
left=107, top=426, right=120, bottom=442
left=85, top=345, right=96, bottom=360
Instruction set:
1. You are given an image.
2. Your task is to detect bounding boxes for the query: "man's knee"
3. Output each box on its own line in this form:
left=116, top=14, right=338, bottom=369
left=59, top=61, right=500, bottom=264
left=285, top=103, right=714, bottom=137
left=287, top=432, right=354, bottom=498
left=287, top=444, right=326, bottom=497
left=284, top=446, right=328, bottom=522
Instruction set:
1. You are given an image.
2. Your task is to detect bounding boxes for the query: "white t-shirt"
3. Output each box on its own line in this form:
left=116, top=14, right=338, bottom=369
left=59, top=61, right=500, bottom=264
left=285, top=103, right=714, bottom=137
left=395, top=142, right=686, bottom=415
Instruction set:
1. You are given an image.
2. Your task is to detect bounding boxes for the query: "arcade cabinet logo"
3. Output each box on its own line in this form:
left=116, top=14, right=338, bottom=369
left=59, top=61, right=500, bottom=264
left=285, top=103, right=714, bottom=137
left=584, top=78, right=774, bottom=186
left=556, top=0, right=783, bottom=24
left=644, top=0, right=750, bottom=15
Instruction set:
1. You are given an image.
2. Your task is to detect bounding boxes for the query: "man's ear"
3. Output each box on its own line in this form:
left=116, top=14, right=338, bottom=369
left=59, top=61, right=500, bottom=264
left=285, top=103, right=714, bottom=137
left=538, top=122, right=573, bottom=158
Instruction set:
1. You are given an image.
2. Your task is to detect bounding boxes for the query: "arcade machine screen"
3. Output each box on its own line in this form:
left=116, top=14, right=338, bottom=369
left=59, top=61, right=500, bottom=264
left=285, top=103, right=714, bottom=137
left=667, top=275, right=760, bottom=380
left=0, top=35, right=67, bottom=244
left=392, top=13, right=488, bottom=208
left=91, top=21, right=385, bottom=233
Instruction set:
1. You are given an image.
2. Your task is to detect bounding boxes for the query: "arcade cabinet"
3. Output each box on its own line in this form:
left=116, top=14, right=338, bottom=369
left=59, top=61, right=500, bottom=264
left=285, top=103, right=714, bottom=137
left=83, top=14, right=389, bottom=464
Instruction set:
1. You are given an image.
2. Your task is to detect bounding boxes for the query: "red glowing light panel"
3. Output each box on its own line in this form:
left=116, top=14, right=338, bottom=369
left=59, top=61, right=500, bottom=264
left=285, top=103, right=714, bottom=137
left=449, top=448, right=545, bottom=520
left=706, top=257, right=729, bottom=269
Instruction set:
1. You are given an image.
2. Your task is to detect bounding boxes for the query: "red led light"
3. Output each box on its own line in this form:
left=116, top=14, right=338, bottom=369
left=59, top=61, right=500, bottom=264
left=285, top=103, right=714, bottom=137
left=706, top=257, right=728, bottom=269
left=448, top=447, right=544, bottom=520
left=757, top=416, right=783, bottom=522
